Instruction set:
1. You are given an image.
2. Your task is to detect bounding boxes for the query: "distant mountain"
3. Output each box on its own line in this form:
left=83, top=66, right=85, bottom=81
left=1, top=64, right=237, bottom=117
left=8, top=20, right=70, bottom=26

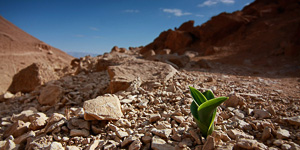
left=67, top=51, right=100, bottom=58
left=0, top=16, right=74, bottom=93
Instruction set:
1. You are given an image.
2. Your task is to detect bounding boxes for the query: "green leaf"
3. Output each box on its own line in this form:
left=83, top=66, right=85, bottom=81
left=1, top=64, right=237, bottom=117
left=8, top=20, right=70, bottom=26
left=189, top=86, right=207, bottom=106
left=207, top=109, right=217, bottom=136
left=194, top=117, right=209, bottom=136
left=197, top=97, right=228, bottom=130
left=190, top=101, right=199, bottom=120
left=202, top=90, right=215, bottom=101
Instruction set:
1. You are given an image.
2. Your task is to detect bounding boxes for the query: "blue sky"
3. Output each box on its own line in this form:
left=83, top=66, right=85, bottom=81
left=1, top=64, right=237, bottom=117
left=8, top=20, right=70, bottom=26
left=0, top=0, right=254, bottom=55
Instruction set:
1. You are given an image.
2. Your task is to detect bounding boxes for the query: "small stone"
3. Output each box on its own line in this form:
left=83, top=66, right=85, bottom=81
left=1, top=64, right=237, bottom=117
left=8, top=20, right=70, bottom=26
left=115, top=119, right=131, bottom=127
left=283, top=116, right=300, bottom=126
left=171, top=132, right=181, bottom=142
left=3, top=91, right=14, bottom=99
left=267, top=105, right=276, bottom=116
left=276, top=128, right=290, bottom=139
left=120, top=99, right=133, bottom=104
left=212, top=130, right=231, bottom=143
left=121, top=136, right=137, bottom=147
left=48, top=113, right=65, bottom=124
left=104, top=143, right=116, bottom=150
left=45, top=119, right=66, bottom=133
left=108, top=124, right=119, bottom=132
left=14, top=131, right=35, bottom=144
left=62, top=137, right=70, bottom=142
left=189, top=130, right=201, bottom=144
left=142, top=136, right=152, bottom=144
left=29, top=112, right=48, bottom=130
left=138, top=101, right=148, bottom=109
left=289, top=142, right=300, bottom=150
left=205, top=76, right=213, bottom=82
left=273, top=139, right=283, bottom=146
left=66, top=146, right=81, bottom=150
left=226, top=129, right=254, bottom=140
left=69, top=118, right=90, bottom=130
left=236, top=138, right=258, bottom=149
left=86, top=140, right=102, bottom=150
left=224, top=93, right=245, bottom=108
left=11, top=108, right=37, bottom=122
left=281, top=144, right=292, bottom=150
left=2, top=139, right=18, bottom=150
left=257, top=142, right=268, bottom=150
left=70, top=129, right=90, bottom=137
left=38, top=84, right=63, bottom=106
left=151, top=136, right=175, bottom=150
left=128, top=140, right=142, bottom=150
left=116, top=130, right=129, bottom=139
left=83, top=94, right=123, bottom=120
left=149, top=114, right=161, bottom=123
left=203, top=135, right=214, bottom=150
left=3, top=120, right=30, bottom=139
left=253, top=109, right=271, bottom=119
left=233, top=109, right=245, bottom=119
left=151, top=128, right=172, bottom=139
left=47, top=142, right=64, bottom=150
left=215, top=143, right=234, bottom=150
left=261, top=126, right=272, bottom=141
left=171, top=116, right=185, bottom=124
left=237, top=119, right=252, bottom=130
left=156, top=121, right=171, bottom=129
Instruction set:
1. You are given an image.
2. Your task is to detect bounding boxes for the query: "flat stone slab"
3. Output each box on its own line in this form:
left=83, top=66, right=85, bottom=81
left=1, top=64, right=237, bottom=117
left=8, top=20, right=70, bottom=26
left=83, top=94, right=123, bottom=120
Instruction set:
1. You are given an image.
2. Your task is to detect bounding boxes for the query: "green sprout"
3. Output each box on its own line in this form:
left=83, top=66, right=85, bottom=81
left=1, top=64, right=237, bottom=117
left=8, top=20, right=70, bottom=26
left=189, top=86, right=228, bottom=139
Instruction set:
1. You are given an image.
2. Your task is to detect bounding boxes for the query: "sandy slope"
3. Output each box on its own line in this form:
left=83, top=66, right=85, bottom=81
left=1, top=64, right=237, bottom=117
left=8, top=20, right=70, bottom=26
left=0, top=16, right=74, bottom=94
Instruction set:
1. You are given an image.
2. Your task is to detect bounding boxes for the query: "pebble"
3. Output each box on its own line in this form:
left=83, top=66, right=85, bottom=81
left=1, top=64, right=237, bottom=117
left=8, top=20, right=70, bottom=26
left=253, top=109, right=271, bottom=119
left=149, top=114, right=161, bottom=123
left=116, top=130, right=129, bottom=139
left=151, top=136, right=175, bottom=150
left=70, top=129, right=90, bottom=137
left=128, top=140, right=142, bottom=150
left=236, top=138, right=258, bottom=149
left=189, top=129, right=201, bottom=144
left=226, top=129, right=254, bottom=140
left=276, top=128, right=290, bottom=139
left=202, top=136, right=214, bottom=150
left=171, top=116, right=185, bottom=124
left=261, top=126, right=272, bottom=141
left=281, top=144, right=291, bottom=150
left=151, top=128, right=172, bottom=139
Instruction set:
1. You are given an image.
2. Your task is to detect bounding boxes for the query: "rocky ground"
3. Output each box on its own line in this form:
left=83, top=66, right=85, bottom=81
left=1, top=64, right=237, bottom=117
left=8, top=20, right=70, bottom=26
left=0, top=47, right=299, bottom=150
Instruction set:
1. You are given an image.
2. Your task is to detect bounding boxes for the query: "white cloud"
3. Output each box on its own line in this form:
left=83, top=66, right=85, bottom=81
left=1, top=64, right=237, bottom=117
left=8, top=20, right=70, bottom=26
left=162, top=8, right=192, bottom=17
left=89, top=27, right=99, bottom=31
left=244, top=2, right=250, bottom=6
left=198, top=0, right=235, bottom=7
left=124, top=9, right=139, bottom=13
left=198, top=0, right=217, bottom=7
left=220, top=0, right=235, bottom=4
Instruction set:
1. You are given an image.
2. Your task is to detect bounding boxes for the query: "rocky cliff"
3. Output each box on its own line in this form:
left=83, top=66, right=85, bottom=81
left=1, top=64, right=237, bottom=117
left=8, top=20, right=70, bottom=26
left=141, top=0, right=300, bottom=70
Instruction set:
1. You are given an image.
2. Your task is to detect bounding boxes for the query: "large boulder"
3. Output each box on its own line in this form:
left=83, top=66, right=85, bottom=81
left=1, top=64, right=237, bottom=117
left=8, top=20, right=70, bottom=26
left=83, top=94, right=123, bottom=120
left=8, top=63, right=59, bottom=93
left=107, top=59, right=177, bottom=93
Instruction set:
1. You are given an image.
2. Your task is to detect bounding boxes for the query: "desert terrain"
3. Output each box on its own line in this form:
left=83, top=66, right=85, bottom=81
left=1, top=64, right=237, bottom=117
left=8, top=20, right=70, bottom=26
left=0, top=0, right=300, bottom=150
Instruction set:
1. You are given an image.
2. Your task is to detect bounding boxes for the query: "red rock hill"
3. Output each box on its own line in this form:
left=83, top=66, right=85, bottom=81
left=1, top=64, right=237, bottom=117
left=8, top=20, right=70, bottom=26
left=0, top=16, right=73, bottom=94
left=141, top=0, right=300, bottom=72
